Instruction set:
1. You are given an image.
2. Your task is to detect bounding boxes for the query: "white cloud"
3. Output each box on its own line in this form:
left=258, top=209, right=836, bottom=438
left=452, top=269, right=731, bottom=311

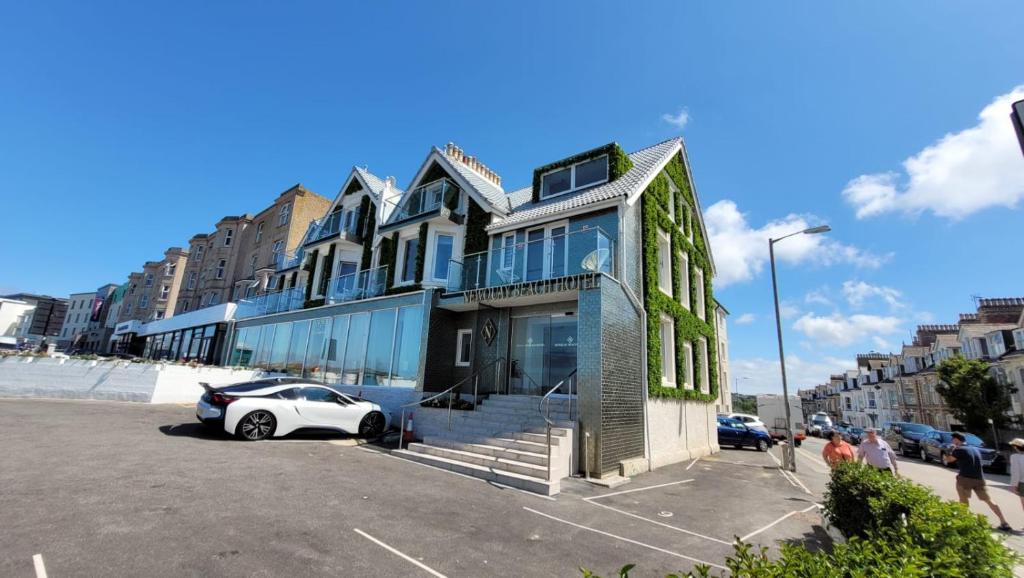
left=730, top=355, right=853, bottom=396
left=780, top=301, right=801, bottom=320
left=805, top=288, right=833, bottom=307
left=843, top=85, right=1024, bottom=220
left=792, top=312, right=903, bottom=347
left=661, top=108, right=690, bottom=130
left=734, top=313, right=757, bottom=325
left=841, top=280, right=904, bottom=310
left=703, top=200, right=892, bottom=287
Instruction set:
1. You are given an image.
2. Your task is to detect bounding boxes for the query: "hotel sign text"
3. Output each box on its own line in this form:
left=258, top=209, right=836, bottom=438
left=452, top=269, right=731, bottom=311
left=463, top=273, right=601, bottom=303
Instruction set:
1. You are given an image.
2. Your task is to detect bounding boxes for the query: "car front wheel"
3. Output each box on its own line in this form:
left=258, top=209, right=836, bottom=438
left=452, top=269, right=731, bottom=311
left=920, top=447, right=930, bottom=463
left=756, top=439, right=769, bottom=452
left=358, top=411, right=386, bottom=438
left=237, top=410, right=276, bottom=441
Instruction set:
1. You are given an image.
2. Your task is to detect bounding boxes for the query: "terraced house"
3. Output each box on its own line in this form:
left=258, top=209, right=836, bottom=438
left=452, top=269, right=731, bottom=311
left=226, top=137, right=727, bottom=492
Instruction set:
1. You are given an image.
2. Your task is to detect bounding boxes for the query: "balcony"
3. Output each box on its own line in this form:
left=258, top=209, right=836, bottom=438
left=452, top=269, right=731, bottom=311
left=326, top=265, right=388, bottom=305
left=235, top=286, right=305, bottom=320
left=307, top=210, right=363, bottom=245
left=386, top=178, right=458, bottom=226
left=446, top=227, right=615, bottom=293
left=272, top=251, right=302, bottom=271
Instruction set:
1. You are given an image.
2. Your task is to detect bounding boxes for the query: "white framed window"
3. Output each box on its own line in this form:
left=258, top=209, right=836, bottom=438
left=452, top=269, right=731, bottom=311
left=344, top=209, right=356, bottom=232
left=694, top=267, right=705, bottom=321
left=224, top=228, right=234, bottom=247
left=210, top=292, right=220, bottom=306
left=194, top=245, right=204, bottom=261
left=657, top=228, right=672, bottom=297
left=144, top=273, right=154, bottom=287
left=250, top=254, right=258, bottom=275
left=660, top=314, right=676, bottom=387
left=271, top=239, right=284, bottom=258
left=539, top=154, right=609, bottom=199
left=165, top=263, right=176, bottom=276
left=455, top=329, right=473, bottom=367
left=255, top=222, right=264, bottom=244
left=139, top=295, right=149, bottom=309
left=216, top=259, right=226, bottom=279
left=500, top=233, right=516, bottom=272
left=432, top=232, right=455, bottom=282
left=186, top=271, right=197, bottom=290
left=398, top=235, right=419, bottom=284
left=278, top=202, right=291, bottom=226
left=1014, top=329, right=1024, bottom=351
left=683, top=341, right=694, bottom=390
left=154, top=310, right=165, bottom=320
left=699, top=336, right=710, bottom=394
left=180, top=300, right=189, bottom=313
left=679, top=251, right=690, bottom=310
left=125, top=303, right=132, bottom=315
left=160, top=285, right=169, bottom=300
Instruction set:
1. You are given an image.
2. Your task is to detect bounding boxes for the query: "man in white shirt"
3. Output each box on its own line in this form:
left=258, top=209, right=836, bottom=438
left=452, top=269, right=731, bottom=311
left=857, top=428, right=899, bottom=476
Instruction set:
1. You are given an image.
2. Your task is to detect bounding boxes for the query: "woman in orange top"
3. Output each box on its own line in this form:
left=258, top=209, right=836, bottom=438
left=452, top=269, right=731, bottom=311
left=822, top=430, right=856, bottom=468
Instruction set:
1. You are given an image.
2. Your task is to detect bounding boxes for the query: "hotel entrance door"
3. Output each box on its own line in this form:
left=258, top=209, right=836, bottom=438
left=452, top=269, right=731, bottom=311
left=508, top=314, right=577, bottom=396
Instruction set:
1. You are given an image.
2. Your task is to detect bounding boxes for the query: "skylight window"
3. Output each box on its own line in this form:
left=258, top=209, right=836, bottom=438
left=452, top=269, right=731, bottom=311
left=540, top=155, right=609, bottom=199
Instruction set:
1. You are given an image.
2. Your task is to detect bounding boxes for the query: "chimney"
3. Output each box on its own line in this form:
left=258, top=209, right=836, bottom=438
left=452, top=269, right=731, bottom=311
left=443, top=142, right=503, bottom=188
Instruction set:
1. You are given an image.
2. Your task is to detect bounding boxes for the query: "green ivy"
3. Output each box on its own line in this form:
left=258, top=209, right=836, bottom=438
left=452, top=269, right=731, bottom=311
left=303, top=248, right=318, bottom=302
left=642, top=154, right=719, bottom=402
left=415, top=222, right=428, bottom=283
left=359, top=199, right=377, bottom=270
left=464, top=198, right=489, bottom=254
left=531, top=142, right=634, bottom=203
left=382, top=233, right=398, bottom=288
left=315, top=243, right=336, bottom=298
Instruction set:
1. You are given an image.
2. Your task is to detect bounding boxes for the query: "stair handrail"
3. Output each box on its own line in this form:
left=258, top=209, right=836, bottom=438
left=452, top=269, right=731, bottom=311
left=538, top=369, right=578, bottom=481
left=397, top=357, right=506, bottom=450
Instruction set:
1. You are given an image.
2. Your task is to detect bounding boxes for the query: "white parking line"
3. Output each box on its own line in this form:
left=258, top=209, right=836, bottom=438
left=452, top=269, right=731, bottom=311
left=33, top=554, right=48, bottom=578
left=584, top=479, right=694, bottom=501
left=585, top=499, right=732, bottom=545
left=685, top=457, right=699, bottom=470
left=739, top=504, right=820, bottom=542
left=522, top=507, right=728, bottom=571
left=353, top=528, right=447, bottom=577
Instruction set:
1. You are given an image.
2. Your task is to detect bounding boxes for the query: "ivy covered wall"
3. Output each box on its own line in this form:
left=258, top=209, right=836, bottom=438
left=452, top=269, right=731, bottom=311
left=531, top=142, right=634, bottom=203
left=641, top=153, right=719, bottom=402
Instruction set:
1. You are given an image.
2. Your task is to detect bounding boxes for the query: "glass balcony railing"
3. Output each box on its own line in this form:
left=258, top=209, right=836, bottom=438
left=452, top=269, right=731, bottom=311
left=326, top=265, right=388, bottom=305
left=273, top=251, right=302, bottom=270
left=446, top=226, right=614, bottom=292
left=235, top=286, right=306, bottom=320
left=386, top=178, right=458, bottom=224
left=307, top=210, right=362, bottom=245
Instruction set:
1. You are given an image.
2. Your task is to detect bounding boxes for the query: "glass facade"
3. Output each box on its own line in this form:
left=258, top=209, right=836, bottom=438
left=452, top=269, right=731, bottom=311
left=230, top=304, right=423, bottom=387
left=141, top=323, right=224, bottom=364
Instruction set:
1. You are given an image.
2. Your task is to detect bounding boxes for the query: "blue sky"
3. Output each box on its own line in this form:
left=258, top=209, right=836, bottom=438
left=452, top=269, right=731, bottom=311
left=2, top=2, right=1023, bottom=393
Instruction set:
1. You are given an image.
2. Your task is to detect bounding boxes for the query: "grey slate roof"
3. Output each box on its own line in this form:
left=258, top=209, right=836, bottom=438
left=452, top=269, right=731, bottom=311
left=353, top=166, right=394, bottom=199
left=436, top=148, right=509, bottom=215
left=485, top=137, right=682, bottom=231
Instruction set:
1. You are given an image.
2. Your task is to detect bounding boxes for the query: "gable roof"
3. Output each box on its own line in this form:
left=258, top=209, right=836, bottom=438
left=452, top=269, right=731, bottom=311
left=325, top=166, right=394, bottom=215
left=397, top=147, right=509, bottom=218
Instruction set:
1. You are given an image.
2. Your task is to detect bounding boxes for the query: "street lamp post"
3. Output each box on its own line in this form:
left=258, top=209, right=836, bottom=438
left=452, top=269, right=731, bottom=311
left=770, top=224, right=831, bottom=472
left=734, top=375, right=750, bottom=396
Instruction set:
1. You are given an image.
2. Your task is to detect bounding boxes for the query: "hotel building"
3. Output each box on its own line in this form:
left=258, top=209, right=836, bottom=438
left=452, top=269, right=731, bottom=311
left=221, top=137, right=727, bottom=489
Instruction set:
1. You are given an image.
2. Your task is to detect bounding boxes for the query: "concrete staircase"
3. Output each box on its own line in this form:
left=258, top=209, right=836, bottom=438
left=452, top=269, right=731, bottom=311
left=391, top=395, right=576, bottom=496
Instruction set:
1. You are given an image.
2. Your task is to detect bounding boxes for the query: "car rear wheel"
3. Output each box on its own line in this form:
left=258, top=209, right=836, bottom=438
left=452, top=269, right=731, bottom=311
left=358, top=411, right=386, bottom=438
left=756, top=439, right=769, bottom=452
left=920, top=447, right=930, bottom=463
left=237, top=410, right=275, bottom=441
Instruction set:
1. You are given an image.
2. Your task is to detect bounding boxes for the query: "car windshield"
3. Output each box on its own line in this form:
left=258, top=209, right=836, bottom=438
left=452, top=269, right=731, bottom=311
left=938, top=432, right=952, bottom=443
left=849, top=428, right=864, bottom=434
left=812, top=417, right=829, bottom=424
left=963, top=433, right=985, bottom=446
left=900, top=423, right=933, bottom=433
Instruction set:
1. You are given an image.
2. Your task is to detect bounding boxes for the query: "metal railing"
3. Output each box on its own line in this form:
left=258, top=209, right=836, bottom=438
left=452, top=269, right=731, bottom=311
left=235, top=286, right=305, bottom=319
left=385, top=178, right=458, bottom=224
left=447, top=226, right=615, bottom=292
left=398, top=357, right=506, bottom=451
left=538, top=369, right=578, bottom=481
left=326, top=265, right=388, bottom=305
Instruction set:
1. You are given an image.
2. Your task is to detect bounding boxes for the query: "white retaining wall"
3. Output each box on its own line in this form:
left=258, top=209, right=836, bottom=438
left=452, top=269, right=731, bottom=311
left=646, top=398, right=721, bottom=469
left=0, top=357, right=263, bottom=404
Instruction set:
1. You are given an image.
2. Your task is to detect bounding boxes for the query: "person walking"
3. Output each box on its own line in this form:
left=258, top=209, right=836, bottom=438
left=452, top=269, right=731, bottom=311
left=943, top=432, right=1012, bottom=531
left=1010, top=438, right=1024, bottom=514
left=822, top=430, right=855, bottom=468
left=856, top=428, right=899, bottom=476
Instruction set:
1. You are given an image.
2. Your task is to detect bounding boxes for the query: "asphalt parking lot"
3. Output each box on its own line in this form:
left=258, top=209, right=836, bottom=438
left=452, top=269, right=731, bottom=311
left=1, top=399, right=829, bottom=577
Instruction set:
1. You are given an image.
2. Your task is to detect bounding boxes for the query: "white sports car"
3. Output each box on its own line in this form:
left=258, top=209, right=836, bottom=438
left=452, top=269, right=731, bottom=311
left=195, top=378, right=390, bottom=441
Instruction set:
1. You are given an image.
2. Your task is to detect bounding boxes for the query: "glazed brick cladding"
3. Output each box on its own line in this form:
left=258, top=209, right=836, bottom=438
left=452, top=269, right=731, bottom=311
left=598, top=281, right=645, bottom=473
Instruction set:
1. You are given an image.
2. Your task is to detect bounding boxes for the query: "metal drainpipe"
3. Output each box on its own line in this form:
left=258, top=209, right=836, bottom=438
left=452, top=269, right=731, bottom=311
left=618, top=204, right=653, bottom=473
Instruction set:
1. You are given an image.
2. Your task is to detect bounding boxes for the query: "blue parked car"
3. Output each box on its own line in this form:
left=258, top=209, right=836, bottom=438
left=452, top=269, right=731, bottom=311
left=717, top=416, right=772, bottom=452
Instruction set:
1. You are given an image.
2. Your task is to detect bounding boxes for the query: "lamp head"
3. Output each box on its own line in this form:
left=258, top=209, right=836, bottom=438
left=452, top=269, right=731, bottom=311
left=803, top=225, right=831, bottom=235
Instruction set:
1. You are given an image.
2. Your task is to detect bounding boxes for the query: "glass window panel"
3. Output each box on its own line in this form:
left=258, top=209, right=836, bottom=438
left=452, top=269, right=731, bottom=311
left=433, top=234, right=454, bottom=281
left=286, top=320, right=311, bottom=376
left=303, top=318, right=331, bottom=380
left=229, top=329, right=244, bottom=365
left=575, top=156, right=608, bottom=188
left=525, top=229, right=545, bottom=281
left=390, top=305, right=422, bottom=387
left=269, top=322, right=292, bottom=371
left=254, top=325, right=274, bottom=368
left=324, top=315, right=350, bottom=382
left=402, top=238, right=418, bottom=282
left=541, top=167, right=571, bottom=198
left=364, top=309, right=396, bottom=385
left=549, top=227, right=566, bottom=278
left=342, top=313, right=370, bottom=384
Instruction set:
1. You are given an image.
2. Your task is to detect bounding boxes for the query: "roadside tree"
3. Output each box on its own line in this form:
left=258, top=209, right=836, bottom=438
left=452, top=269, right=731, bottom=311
left=936, top=355, right=1017, bottom=434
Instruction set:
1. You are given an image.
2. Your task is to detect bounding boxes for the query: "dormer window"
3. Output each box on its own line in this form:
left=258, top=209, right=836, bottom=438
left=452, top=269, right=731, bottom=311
left=540, top=155, right=608, bottom=200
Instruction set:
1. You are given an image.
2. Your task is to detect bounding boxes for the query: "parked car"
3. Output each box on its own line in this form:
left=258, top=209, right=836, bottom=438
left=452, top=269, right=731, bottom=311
left=725, top=412, right=770, bottom=436
left=196, top=378, right=390, bottom=441
left=717, top=416, right=772, bottom=452
left=918, top=430, right=1007, bottom=474
left=842, top=426, right=865, bottom=445
left=883, top=422, right=935, bottom=458
left=806, top=412, right=832, bottom=437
